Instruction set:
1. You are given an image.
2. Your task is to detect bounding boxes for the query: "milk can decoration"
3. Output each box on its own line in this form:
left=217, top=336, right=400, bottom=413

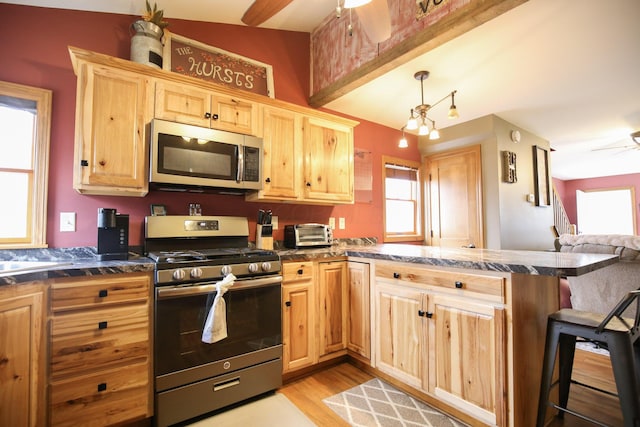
left=130, top=1, right=169, bottom=69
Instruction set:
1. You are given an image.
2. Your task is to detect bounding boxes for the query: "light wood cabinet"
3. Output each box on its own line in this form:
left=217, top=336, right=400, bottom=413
left=373, top=261, right=506, bottom=426
left=302, top=116, right=354, bottom=203
left=247, top=109, right=356, bottom=204
left=282, top=262, right=316, bottom=373
left=48, top=273, right=152, bottom=427
left=155, top=80, right=260, bottom=135
left=0, top=283, right=46, bottom=427
left=346, top=261, right=370, bottom=360
left=251, top=106, right=301, bottom=200
left=71, top=60, right=152, bottom=197
left=317, top=261, right=348, bottom=358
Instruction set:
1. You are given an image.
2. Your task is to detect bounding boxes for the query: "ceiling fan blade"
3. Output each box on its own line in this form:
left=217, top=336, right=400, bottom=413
left=241, top=0, right=294, bottom=27
left=591, top=145, right=638, bottom=152
left=355, top=0, right=391, bottom=43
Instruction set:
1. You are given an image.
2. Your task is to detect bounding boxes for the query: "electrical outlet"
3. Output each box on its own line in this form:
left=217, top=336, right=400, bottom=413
left=329, top=217, right=336, bottom=229
left=271, top=215, right=278, bottom=230
left=339, top=217, right=346, bottom=230
left=60, top=212, right=76, bottom=232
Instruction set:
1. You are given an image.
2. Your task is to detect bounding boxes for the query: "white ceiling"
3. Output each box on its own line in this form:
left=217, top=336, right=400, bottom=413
left=5, top=0, right=640, bottom=180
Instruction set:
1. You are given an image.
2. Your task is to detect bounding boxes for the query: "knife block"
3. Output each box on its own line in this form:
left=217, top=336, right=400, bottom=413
left=256, top=224, right=273, bottom=250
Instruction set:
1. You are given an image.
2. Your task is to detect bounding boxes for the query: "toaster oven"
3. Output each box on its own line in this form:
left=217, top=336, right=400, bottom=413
left=284, top=224, right=333, bottom=248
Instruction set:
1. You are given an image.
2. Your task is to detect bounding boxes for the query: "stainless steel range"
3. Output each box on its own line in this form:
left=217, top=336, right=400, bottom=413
left=145, top=215, right=282, bottom=427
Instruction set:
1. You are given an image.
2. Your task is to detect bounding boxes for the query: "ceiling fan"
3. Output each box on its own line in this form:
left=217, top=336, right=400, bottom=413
left=241, top=0, right=391, bottom=43
left=592, top=131, right=640, bottom=152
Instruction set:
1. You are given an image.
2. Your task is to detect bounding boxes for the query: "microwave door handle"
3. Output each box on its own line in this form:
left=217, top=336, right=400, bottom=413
left=236, top=145, right=244, bottom=183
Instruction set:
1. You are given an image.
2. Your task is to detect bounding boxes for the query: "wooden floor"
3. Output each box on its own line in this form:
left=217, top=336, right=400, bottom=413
left=278, top=349, right=623, bottom=427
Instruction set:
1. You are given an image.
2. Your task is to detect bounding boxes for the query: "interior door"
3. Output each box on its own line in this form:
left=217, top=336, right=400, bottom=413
left=425, top=145, right=483, bottom=248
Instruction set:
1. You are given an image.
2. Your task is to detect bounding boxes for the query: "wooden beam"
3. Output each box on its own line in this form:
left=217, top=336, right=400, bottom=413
left=309, top=0, right=529, bottom=108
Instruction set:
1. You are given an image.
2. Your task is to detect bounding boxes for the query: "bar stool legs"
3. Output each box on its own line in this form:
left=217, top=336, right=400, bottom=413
left=536, top=304, right=640, bottom=427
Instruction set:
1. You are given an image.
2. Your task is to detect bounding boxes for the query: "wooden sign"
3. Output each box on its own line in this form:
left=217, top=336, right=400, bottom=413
left=163, top=31, right=274, bottom=98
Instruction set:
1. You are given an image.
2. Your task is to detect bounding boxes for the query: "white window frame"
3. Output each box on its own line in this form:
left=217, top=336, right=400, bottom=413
left=382, top=155, right=424, bottom=243
left=0, top=81, right=52, bottom=248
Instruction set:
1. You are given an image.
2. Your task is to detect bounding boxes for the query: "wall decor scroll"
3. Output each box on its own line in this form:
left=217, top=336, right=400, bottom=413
left=502, top=151, right=517, bottom=183
left=533, top=145, right=550, bottom=206
left=162, top=31, right=274, bottom=98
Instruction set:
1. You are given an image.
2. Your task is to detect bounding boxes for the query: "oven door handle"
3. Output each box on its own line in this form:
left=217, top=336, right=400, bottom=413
left=156, top=275, right=282, bottom=299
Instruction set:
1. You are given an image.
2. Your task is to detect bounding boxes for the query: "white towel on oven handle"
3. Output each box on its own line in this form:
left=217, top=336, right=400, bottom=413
left=202, top=273, right=236, bottom=344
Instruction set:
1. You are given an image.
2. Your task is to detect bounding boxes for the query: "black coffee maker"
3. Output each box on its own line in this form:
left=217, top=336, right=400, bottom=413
left=97, top=208, right=129, bottom=261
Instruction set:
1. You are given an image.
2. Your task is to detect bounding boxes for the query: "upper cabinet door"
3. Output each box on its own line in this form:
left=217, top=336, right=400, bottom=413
left=154, top=81, right=259, bottom=135
left=154, top=81, right=212, bottom=127
left=303, top=116, right=354, bottom=203
left=74, top=63, right=151, bottom=196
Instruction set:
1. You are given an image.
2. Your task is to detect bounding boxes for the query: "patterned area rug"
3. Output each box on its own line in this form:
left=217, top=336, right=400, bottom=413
left=323, top=378, right=467, bottom=427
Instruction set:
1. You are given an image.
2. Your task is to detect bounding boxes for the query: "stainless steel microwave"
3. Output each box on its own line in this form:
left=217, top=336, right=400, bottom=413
left=149, top=119, right=263, bottom=192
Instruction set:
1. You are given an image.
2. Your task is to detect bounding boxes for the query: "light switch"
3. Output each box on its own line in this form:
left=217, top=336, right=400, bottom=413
left=60, top=212, right=76, bottom=232
left=339, top=217, right=346, bottom=230
left=271, top=215, right=278, bottom=230
left=329, top=217, right=336, bottom=229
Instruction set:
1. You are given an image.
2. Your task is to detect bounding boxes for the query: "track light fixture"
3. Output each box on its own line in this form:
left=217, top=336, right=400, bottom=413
left=399, top=70, right=459, bottom=147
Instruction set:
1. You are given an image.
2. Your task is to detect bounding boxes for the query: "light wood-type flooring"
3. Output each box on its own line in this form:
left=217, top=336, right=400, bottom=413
left=278, top=348, right=624, bottom=427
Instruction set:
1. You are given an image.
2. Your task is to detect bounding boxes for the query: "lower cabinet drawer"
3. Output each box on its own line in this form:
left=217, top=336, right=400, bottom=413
left=50, top=362, right=150, bottom=427
left=50, top=304, right=149, bottom=379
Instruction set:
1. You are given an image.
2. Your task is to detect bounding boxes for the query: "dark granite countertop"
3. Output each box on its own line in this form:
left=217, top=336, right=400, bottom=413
left=0, top=242, right=619, bottom=286
left=279, top=243, right=620, bottom=277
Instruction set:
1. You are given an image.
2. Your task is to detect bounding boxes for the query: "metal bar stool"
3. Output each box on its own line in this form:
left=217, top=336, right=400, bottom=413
left=536, top=289, right=640, bottom=427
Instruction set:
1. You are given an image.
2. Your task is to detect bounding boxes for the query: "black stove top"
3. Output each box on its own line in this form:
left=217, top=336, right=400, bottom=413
left=148, top=248, right=280, bottom=268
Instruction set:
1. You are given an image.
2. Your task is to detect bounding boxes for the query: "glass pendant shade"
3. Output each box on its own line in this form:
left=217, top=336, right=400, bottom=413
left=429, top=128, right=440, bottom=140
left=406, top=117, right=418, bottom=130
left=418, top=122, right=429, bottom=136
left=344, top=0, right=371, bottom=8
left=448, top=105, right=459, bottom=119
left=398, top=136, right=408, bottom=148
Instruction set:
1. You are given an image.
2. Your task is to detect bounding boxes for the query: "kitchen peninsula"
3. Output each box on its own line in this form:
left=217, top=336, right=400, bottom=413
left=0, top=245, right=618, bottom=426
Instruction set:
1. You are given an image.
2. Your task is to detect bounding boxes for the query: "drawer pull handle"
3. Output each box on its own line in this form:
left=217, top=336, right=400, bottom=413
left=393, top=272, right=400, bottom=279
left=98, top=289, right=108, bottom=298
left=98, top=321, right=108, bottom=330
left=285, top=301, right=291, bottom=307
left=97, top=383, right=107, bottom=392
left=213, top=377, right=240, bottom=392
left=455, top=281, right=463, bottom=289
left=297, top=269, right=304, bottom=275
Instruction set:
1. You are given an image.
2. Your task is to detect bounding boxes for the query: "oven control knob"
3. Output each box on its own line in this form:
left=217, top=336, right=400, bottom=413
left=261, top=262, right=272, bottom=272
left=190, top=267, right=203, bottom=279
left=172, top=269, right=186, bottom=280
left=248, top=263, right=259, bottom=273
left=221, top=265, right=233, bottom=276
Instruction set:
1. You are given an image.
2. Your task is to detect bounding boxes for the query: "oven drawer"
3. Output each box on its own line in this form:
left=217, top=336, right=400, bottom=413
left=283, top=261, right=313, bottom=283
left=155, top=358, right=282, bottom=427
left=50, top=304, right=150, bottom=379
left=50, top=361, right=150, bottom=427
left=50, top=273, right=150, bottom=312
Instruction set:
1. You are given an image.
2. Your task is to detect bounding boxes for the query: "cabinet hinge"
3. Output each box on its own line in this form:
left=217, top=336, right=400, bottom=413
left=430, top=230, right=434, bottom=238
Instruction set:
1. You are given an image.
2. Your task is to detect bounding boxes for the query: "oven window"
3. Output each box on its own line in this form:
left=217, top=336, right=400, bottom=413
left=158, top=133, right=237, bottom=180
left=155, top=283, right=281, bottom=376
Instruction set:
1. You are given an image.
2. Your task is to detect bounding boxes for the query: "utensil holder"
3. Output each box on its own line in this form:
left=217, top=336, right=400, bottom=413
left=256, top=224, right=273, bottom=250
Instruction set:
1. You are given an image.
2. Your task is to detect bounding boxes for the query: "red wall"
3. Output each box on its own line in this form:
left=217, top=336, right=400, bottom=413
left=0, top=4, right=419, bottom=248
left=553, top=173, right=640, bottom=235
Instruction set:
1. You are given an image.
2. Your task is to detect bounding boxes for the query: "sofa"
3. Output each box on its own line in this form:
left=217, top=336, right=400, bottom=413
left=557, top=234, right=640, bottom=316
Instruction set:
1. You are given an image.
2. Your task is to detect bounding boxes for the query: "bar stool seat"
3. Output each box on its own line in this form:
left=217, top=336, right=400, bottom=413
left=536, top=290, right=640, bottom=427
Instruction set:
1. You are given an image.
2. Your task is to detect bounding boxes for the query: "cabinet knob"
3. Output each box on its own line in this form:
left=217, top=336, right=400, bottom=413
left=454, top=281, right=463, bottom=289
left=204, top=112, right=211, bottom=119
left=98, top=321, right=108, bottom=330
left=98, top=289, right=108, bottom=298
left=265, top=177, right=271, bottom=183
left=418, top=309, right=425, bottom=317
left=80, top=159, right=89, bottom=167
left=393, top=272, right=400, bottom=279
left=418, top=310, right=433, bottom=318
left=285, top=301, right=291, bottom=307
left=212, top=113, right=219, bottom=120
left=297, top=269, right=304, bottom=275
left=97, top=383, right=107, bottom=392
left=306, top=182, right=311, bottom=187
left=426, top=312, right=433, bottom=318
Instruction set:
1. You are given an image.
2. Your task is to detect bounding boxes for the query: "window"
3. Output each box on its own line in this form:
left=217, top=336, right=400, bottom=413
left=382, top=156, right=423, bottom=242
left=576, top=187, right=637, bottom=235
left=0, top=81, right=52, bottom=248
